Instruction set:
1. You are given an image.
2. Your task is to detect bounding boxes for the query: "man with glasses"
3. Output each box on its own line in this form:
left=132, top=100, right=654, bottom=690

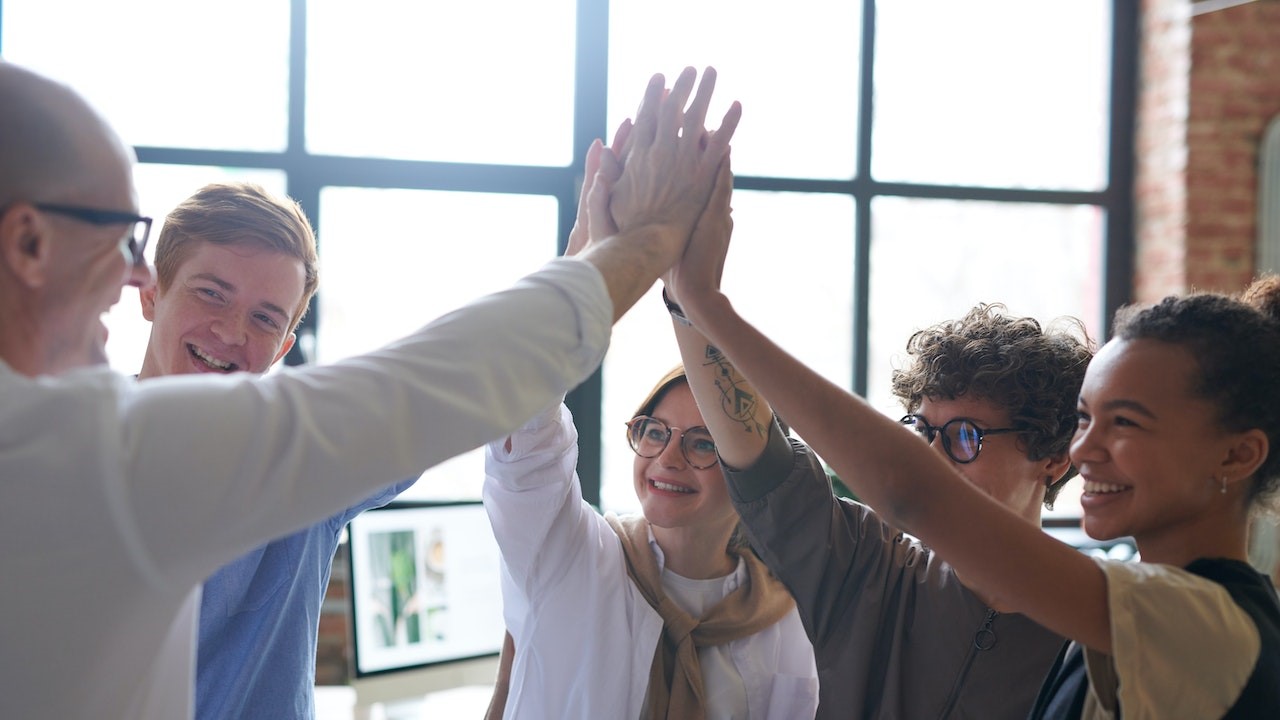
left=666, top=170, right=1093, bottom=720
left=132, top=181, right=417, bottom=720
left=0, top=60, right=740, bottom=720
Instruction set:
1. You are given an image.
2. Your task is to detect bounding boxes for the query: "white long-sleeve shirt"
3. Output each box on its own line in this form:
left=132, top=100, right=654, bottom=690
left=484, top=402, right=819, bottom=720
left=0, top=258, right=611, bottom=720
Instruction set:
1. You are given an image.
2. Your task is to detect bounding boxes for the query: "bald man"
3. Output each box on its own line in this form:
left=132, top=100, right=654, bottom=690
left=0, top=60, right=741, bottom=719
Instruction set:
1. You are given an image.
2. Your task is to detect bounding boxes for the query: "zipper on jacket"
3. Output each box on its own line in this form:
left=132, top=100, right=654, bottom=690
left=936, top=608, right=998, bottom=719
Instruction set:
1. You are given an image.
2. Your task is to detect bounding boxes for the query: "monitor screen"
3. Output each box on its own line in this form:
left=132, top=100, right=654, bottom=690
left=347, top=500, right=505, bottom=676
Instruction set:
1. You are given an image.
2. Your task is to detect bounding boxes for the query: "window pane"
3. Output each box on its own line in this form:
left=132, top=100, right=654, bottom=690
left=601, top=190, right=855, bottom=513
left=105, top=165, right=287, bottom=375
left=2, top=0, right=290, bottom=151
left=873, top=0, right=1111, bottom=190
left=317, top=188, right=559, bottom=500
left=307, top=0, right=576, bottom=166
left=608, top=0, right=860, bottom=180
left=867, top=197, right=1104, bottom=518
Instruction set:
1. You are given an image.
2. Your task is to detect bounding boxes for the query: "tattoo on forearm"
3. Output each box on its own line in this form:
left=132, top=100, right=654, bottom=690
left=703, top=344, right=768, bottom=438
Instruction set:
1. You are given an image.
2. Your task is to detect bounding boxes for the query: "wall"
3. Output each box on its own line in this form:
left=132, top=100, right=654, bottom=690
left=1137, top=0, right=1280, bottom=300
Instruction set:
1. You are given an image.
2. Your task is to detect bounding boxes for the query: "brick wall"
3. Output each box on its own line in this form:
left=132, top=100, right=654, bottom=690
left=316, top=542, right=353, bottom=685
left=1138, top=0, right=1280, bottom=299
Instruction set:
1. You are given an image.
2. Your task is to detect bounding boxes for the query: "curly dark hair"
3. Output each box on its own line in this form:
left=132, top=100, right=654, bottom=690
left=891, top=304, right=1094, bottom=509
left=1112, top=276, right=1280, bottom=509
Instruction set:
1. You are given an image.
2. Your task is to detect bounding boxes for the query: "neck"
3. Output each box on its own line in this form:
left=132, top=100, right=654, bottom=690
left=650, top=521, right=738, bottom=580
left=1131, top=496, right=1251, bottom=568
left=0, top=319, right=45, bottom=377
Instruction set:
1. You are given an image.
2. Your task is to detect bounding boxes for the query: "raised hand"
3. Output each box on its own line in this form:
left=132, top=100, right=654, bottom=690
left=669, top=154, right=733, bottom=315
left=610, top=67, right=742, bottom=264
left=565, top=137, right=622, bottom=257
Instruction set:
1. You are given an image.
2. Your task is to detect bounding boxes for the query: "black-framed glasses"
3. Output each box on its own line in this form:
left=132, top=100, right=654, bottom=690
left=899, top=414, right=1025, bottom=464
left=625, top=415, right=719, bottom=470
left=35, top=203, right=153, bottom=266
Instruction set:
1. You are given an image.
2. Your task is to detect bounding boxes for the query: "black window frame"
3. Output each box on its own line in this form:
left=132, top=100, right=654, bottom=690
left=0, top=0, right=1137, bottom=509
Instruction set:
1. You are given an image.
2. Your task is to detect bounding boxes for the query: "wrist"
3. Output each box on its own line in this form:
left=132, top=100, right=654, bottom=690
left=662, top=287, right=693, bottom=327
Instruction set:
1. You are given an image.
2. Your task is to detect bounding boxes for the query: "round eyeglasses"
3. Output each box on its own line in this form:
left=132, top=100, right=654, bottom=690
left=899, top=414, right=1025, bottom=464
left=625, top=415, right=720, bottom=470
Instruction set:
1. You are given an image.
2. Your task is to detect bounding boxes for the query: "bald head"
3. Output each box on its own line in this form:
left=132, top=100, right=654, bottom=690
left=0, top=62, right=135, bottom=209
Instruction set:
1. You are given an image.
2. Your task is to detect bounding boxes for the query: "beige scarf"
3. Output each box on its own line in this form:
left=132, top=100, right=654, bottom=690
left=605, top=514, right=796, bottom=720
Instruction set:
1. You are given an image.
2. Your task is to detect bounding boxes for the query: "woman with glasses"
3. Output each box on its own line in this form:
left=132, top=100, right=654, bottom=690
left=481, top=142, right=817, bottom=720
left=483, top=365, right=818, bottom=719
left=671, top=164, right=1280, bottom=717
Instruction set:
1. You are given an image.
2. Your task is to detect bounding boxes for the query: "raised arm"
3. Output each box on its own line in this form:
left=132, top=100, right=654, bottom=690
left=665, top=158, right=772, bottom=470
left=673, top=184, right=1113, bottom=654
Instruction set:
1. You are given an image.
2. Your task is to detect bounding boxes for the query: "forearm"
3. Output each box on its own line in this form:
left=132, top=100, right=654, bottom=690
left=681, top=291, right=938, bottom=525
left=579, top=223, right=685, bottom=323
left=671, top=312, right=772, bottom=469
left=683, top=291, right=1113, bottom=652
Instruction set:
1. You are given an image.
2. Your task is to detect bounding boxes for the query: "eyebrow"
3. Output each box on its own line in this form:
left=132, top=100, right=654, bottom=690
left=1081, top=396, right=1158, bottom=420
left=191, top=272, right=291, bottom=323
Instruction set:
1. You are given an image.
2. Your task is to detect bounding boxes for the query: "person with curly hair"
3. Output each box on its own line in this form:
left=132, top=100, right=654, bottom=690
left=663, top=162, right=1093, bottom=718
left=670, top=161, right=1280, bottom=717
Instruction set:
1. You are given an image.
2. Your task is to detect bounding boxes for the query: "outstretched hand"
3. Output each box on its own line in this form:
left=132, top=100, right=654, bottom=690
left=564, top=132, right=624, bottom=258
left=609, top=67, right=741, bottom=266
left=668, top=154, right=734, bottom=313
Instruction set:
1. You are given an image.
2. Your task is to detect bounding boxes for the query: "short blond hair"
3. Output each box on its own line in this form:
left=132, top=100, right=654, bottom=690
left=155, top=182, right=319, bottom=333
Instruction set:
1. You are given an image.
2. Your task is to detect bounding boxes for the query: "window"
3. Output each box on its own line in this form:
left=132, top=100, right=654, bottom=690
left=0, top=0, right=1136, bottom=518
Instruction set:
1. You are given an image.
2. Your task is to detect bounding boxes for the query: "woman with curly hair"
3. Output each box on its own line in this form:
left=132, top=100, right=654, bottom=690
left=672, top=161, right=1280, bottom=717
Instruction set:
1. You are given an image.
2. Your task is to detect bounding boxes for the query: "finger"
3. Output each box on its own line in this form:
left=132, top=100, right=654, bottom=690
left=598, top=144, right=624, bottom=186
left=610, top=118, right=633, bottom=157
left=657, top=67, right=697, bottom=144
left=631, top=73, right=666, bottom=150
left=705, top=100, right=743, bottom=158
left=585, top=168, right=615, bottom=241
left=682, top=66, right=717, bottom=142
left=575, top=139, right=603, bottom=223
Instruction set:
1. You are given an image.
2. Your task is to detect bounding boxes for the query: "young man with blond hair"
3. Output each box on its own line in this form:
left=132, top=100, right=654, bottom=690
left=137, top=182, right=415, bottom=719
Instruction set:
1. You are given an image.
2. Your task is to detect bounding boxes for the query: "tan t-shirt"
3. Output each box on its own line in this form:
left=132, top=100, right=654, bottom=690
left=1079, top=559, right=1261, bottom=719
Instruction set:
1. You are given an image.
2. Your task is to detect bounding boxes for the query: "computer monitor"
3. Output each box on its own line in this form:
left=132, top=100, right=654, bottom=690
left=347, top=500, right=504, bottom=677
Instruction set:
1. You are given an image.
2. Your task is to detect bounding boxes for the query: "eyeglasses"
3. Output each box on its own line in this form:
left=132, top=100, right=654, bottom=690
left=35, top=202, right=153, bottom=266
left=899, top=414, right=1025, bottom=464
left=625, top=415, right=719, bottom=469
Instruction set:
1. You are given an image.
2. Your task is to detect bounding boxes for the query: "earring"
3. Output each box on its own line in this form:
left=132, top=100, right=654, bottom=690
left=1220, top=475, right=1228, bottom=495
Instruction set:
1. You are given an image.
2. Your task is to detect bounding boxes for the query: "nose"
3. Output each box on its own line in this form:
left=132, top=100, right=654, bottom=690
left=1069, top=420, right=1099, bottom=467
left=126, top=260, right=155, bottom=290
left=656, top=434, right=688, bottom=469
left=925, top=431, right=953, bottom=461
left=211, top=311, right=248, bottom=346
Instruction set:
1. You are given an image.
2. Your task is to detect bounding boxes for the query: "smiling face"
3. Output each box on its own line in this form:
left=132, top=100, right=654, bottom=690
left=914, top=395, right=1062, bottom=524
left=632, top=382, right=738, bottom=537
left=137, top=241, right=305, bottom=378
left=1071, top=338, right=1242, bottom=554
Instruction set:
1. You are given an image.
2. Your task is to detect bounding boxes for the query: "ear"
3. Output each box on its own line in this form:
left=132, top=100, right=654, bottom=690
left=1041, top=450, right=1073, bottom=487
left=1220, top=428, right=1268, bottom=490
left=0, top=203, right=51, bottom=289
left=139, top=283, right=158, bottom=321
left=270, top=332, right=297, bottom=368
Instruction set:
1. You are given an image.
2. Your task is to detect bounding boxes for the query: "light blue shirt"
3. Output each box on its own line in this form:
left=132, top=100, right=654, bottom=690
left=195, top=479, right=416, bottom=720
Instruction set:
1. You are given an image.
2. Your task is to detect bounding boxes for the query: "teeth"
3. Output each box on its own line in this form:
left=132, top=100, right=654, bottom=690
left=651, top=479, right=693, bottom=494
left=190, top=344, right=233, bottom=371
left=1084, top=481, right=1127, bottom=494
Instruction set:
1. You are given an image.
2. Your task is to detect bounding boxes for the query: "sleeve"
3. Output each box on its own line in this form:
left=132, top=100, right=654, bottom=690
left=725, top=425, right=897, bottom=655
left=482, top=402, right=605, bottom=602
left=334, top=475, right=420, bottom=528
left=1083, top=559, right=1260, bottom=720
left=115, top=257, right=612, bottom=590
